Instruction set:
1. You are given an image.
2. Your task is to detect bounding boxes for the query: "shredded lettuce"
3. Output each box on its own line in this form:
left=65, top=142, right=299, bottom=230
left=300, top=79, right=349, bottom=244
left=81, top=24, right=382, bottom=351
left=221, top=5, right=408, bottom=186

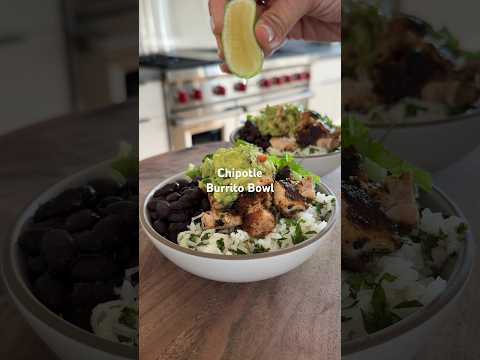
left=111, top=142, right=138, bottom=178
left=268, top=153, right=321, bottom=184
left=343, top=117, right=432, bottom=192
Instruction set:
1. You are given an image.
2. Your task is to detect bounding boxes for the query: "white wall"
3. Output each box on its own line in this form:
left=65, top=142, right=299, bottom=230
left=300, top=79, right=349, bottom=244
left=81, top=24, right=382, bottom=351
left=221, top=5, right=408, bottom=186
left=141, top=0, right=216, bottom=53
left=0, top=0, right=71, bottom=135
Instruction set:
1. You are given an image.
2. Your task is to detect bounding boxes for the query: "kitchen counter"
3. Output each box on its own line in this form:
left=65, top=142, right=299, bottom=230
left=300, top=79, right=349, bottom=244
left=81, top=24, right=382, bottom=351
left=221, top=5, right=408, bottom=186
left=139, top=143, right=341, bottom=360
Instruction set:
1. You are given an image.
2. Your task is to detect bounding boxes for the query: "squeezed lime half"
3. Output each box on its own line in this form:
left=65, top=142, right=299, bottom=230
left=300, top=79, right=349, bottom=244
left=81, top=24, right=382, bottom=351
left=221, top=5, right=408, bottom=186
left=222, top=0, right=264, bottom=79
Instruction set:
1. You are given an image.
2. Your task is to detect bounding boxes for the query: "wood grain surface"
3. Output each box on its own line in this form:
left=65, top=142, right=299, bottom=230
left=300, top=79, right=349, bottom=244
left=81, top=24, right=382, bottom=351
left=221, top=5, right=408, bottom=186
left=139, top=143, right=341, bottom=360
left=0, top=102, right=138, bottom=360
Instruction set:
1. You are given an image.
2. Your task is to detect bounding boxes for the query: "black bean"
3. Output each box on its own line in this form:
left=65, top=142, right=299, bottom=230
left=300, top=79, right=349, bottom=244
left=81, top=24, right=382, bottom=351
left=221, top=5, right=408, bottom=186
left=152, top=220, right=168, bottom=234
left=200, top=198, right=210, bottom=211
left=166, top=192, right=181, bottom=202
left=88, top=178, right=121, bottom=198
left=97, top=196, right=123, bottom=212
left=27, top=256, right=47, bottom=278
left=149, top=211, right=159, bottom=221
left=169, top=222, right=188, bottom=233
left=192, top=209, right=203, bottom=217
left=92, top=215, right=127, bottom=250
left=104, top=201, right=138, bottom=229
left=42, top=229, right=76, bottom=274
left=80, top=185, right=97, bottom=207
left=168, top=211, right=188, bottom=223
left=34, top=273, right=69, bottom=312
left=65, top=209, right=100, bottom=232
left=170, top=198, right=190, bottom=210
left=154, top=182, right=179, bottom=197
left=74, top=231, right=103, bottom=253
left=71, top=282, right=116, bottom=307
left=34, top=188, right=85, bottom=222
left=18, top=229, right=47, bottom=256
left=147, top=199, right=158, bottom=211
left=71, top=256, right=120, bottom=282
left=155, top=200, right=170, bottom=219
left=182, top=188, right=203, bottom=202
left=115, top=245, right=133, bottom=267
left=176, top=179, right=190, bottom=188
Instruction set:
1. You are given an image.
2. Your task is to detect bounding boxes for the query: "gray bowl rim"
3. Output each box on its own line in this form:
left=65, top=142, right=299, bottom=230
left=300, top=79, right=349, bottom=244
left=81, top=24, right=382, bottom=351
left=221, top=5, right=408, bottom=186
left=352, top=107, right=480, bottom=129
left=342, top=185, right=476, bottom=355
left=141, top=171, right=338, bottom=261
left=229, top=127, right=341, bottom=160
left=1, top=161, right=137, bottom=359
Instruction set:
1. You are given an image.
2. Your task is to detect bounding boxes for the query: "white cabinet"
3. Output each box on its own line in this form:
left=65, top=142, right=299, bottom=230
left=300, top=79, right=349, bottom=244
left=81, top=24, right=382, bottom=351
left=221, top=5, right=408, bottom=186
left=139, top=81, right=170, bottom=160
left=308, top=57, right=341, bottom=125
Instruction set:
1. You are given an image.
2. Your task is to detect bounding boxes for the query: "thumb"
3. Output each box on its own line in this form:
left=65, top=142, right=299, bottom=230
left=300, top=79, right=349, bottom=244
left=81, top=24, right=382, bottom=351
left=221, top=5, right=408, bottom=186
left=255, top=0, right=312, bottom=54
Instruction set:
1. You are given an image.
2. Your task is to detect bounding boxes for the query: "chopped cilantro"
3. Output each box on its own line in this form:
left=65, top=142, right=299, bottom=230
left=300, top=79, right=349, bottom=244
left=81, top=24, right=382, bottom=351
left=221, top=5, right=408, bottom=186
left=253, top=244, right=269, bottom=253
left=404, top=103, right=428, bottom=117
left=456, top=223, right=468, bottom=236
left=292, top=223, right=307, bottom=244
left=119, top=306, right=138, bottom=329
left=231, top=248, right=247, bottom=255
left=217, top=239, right=225, bottom=252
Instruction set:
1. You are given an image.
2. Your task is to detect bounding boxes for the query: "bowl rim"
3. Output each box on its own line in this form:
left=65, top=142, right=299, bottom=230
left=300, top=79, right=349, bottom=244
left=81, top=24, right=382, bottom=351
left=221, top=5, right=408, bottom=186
left=1, top=161, right=137, bottom=359
left=341, top=185, right=476, bottom=355
left=140, top=171, right=338, bottom=261
left=354, top=107, right=480, bottom=129
left=229, top=127, right=341, bottom=160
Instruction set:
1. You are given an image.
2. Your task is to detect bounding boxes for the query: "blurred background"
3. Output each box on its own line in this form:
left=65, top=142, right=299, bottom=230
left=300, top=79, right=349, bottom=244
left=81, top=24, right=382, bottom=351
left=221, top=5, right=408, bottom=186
left=0, top=0, right=138, bottom=135
left=139, top=0, right=341, bottom=160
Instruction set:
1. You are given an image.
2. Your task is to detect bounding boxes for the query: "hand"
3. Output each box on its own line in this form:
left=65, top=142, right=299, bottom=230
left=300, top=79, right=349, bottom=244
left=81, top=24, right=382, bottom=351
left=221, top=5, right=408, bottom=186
left=209, top=0, right=341, bottom=73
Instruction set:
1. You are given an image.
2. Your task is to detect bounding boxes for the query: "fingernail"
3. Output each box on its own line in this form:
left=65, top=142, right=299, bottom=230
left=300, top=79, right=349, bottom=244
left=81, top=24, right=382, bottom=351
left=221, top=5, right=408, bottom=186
left=259, top=23, right=274, bottom=43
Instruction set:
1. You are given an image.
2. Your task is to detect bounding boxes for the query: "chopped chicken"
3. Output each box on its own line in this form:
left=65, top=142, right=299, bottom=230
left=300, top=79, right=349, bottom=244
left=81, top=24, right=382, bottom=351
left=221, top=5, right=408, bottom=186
left=295, top=112, right=331, bottom=147
left=373, top=173, right=419, bottom=227
left=421, top=80, right=479, bottom=108
left=273, top=180, right=307, bottom=217
left=316, top=129, right=341, bottom=151
left=297, top=176, right=316, bottom=201
left=242, top=208, right=276, bottom=238
left=269, top=137, right=298, bottom=152
left=201, top=210, right=242, bottom=230
left=341, top=181, right=400, bottom=268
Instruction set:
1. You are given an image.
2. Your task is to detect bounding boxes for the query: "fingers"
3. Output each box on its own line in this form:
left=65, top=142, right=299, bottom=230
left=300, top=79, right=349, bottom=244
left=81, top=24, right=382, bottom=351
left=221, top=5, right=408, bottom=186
left=255, top=0, right=312, bottom=55
left=209, top=0, right=227, bottom=36
left=288, top=17, right=341, bottom=42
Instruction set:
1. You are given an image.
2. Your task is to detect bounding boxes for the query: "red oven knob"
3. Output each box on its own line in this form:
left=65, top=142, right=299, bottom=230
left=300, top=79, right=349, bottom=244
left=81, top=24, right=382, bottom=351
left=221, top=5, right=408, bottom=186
left=273, top=77, right=284, bottom=85
left=191, top=89, right=203, bottom=101
left=259, top=79, right=272, bottom=88
left=283, top=75, right=292, bottom=83
left=177, top=90, right=189, bottom=104
left=234, top=82, right=247, bottom=92
left=293, top=73, right=302, bottom=81
left=301, top=72, right=311, bottom=80
left=213, top=85, right=227, bottom=96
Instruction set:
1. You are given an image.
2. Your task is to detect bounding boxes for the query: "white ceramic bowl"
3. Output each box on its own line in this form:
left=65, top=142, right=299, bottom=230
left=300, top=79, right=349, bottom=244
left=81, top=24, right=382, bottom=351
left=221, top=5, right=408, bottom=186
left=1, top=162, right=136, bottom=360
left=141, top=172, right=338, bottom=283
left=342, top=186, right=475, bottom=360
left=230, top=128, right=341, bottom=176
left=366, top=111, right=480, bottom=172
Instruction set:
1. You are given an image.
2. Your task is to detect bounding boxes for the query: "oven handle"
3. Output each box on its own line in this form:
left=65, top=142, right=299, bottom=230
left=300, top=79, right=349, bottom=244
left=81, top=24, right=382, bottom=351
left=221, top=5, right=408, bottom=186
left=171, top=107, right=244, bottom=127
left=171, top=89, right=314, bottom=127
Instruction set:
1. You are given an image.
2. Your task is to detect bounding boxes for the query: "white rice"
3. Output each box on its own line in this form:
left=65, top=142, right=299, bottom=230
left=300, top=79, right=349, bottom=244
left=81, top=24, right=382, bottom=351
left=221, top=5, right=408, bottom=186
left=268, top=145, right=333, bottom=157
left=342, top=208, right=466, bottom=341
left=178, top=191, right=335, bottom=255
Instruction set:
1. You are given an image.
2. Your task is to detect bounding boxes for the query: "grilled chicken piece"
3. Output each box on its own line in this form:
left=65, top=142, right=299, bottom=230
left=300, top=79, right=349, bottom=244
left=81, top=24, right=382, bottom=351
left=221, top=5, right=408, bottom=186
left=298, top=176, right=316, bottom=201
left=242, top=207, right=276, bottom=238
left=201, top=210, right=242, bottom=230
left=269, top=137, right=298, bottom=152
left=341, top=181, right=400, bottom=267
left=372, top=173, right=419, bottom=227
left=421, top=80, right=479, bottom=108
left=295, top=112, right=330, bottom=147
left=316, top=129, right=341, bottom=151
left=274, top=180, right=307, bottom=217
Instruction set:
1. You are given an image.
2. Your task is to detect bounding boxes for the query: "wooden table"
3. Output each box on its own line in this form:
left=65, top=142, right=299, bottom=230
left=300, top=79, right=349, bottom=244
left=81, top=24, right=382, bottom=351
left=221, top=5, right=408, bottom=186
left=139, top=143, right=341, bottom=360
left=0, top=102, right=138, bottom=360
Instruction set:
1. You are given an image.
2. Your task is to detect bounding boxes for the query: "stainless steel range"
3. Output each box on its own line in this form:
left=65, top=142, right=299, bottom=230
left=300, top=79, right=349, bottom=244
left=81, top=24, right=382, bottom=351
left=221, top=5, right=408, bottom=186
left=140, top=44, right=317, bottom=150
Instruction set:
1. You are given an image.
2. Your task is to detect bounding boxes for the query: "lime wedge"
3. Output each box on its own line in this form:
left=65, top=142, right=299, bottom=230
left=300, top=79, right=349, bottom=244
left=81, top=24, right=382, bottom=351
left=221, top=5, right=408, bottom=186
left=222, top=0, right=264, bottom=79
